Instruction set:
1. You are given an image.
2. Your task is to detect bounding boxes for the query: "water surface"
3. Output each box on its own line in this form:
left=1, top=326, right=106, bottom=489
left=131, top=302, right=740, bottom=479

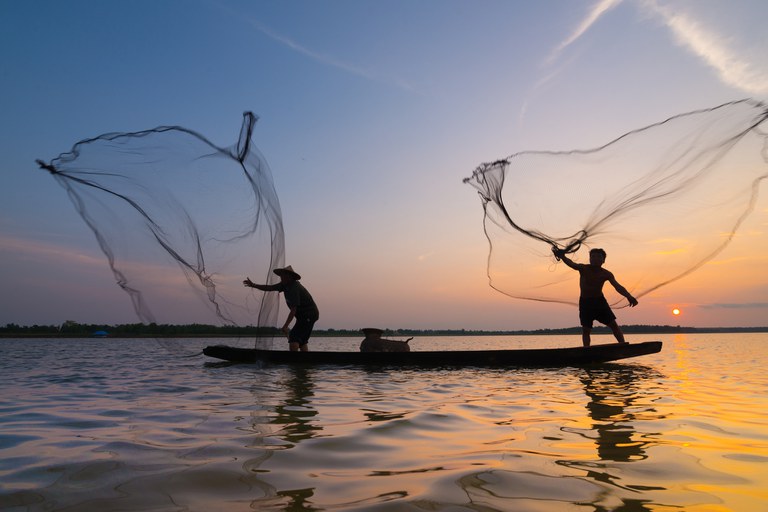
left=1, top=333, right=766, bottom=511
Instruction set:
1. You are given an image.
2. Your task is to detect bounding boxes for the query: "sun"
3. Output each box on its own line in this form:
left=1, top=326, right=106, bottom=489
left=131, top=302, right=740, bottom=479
left=672, top=308, right=681, bottom=316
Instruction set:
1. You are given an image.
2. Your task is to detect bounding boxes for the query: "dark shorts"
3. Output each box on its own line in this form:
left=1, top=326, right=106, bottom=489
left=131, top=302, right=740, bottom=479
left=579, top=297, right=616, bottom=327
left=289, top=314, right=318, bottom=346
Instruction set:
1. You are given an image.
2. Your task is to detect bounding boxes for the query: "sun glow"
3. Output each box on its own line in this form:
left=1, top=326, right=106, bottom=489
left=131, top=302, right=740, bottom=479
left=672, top=308, right=681, bottom=316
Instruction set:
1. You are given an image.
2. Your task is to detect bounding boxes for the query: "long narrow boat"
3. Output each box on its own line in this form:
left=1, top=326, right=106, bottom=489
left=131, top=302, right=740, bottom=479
left=203, top=341, right=662, bottom=367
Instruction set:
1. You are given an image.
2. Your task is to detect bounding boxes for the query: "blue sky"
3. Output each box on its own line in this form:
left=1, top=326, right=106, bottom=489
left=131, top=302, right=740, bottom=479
left=2, top=0, right=767, bottom=329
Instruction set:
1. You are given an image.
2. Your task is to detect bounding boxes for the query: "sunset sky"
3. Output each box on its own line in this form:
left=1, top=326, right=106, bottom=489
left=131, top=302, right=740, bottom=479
left=2, top=0, right=767, bottom=330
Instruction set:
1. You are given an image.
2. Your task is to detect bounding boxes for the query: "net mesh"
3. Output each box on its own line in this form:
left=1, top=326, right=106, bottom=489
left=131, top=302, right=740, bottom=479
left=464, top=99, right=768, bottom=307
left=37, top=113, right=284, bottom=346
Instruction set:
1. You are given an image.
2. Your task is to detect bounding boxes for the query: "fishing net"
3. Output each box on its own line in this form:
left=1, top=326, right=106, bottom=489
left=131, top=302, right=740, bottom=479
left=37, top=113, right=285, bottom=346
left=464, top=99, right=768, bottom=308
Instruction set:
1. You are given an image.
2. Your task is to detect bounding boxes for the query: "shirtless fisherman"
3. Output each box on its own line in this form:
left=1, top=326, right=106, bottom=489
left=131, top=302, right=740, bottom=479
left=552, top=247, right=638, bottom=347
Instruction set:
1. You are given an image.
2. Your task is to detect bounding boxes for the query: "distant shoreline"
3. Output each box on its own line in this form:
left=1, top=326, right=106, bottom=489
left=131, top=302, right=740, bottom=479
left=2, top=324, right=767, bottom=338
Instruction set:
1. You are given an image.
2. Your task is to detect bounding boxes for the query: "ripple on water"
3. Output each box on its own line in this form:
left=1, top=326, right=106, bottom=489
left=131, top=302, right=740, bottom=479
left=1, top=335, right=767, bottom=511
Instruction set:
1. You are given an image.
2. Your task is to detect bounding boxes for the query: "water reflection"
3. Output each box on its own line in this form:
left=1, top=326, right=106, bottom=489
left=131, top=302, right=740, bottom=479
left=243, top=366, right=323, bottom=510
left=578, top=364, right=661, bottom=462
left=243, top=363, right=671, bottom=510
left=274, top=487, right=321, bottom=511
left=436, top=365, right=668, bottom=511
left=561, top=364, right=667, bottom=509
left=271, top=367, right=322, bottom=445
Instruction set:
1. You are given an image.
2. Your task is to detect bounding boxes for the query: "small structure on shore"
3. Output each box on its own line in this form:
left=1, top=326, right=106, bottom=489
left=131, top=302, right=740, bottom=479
left=359, top=328, right=411, bottom=352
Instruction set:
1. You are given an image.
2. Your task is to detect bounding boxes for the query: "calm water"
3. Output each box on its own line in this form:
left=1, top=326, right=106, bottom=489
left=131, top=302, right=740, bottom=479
left=1, top=333, right=766, bottom=511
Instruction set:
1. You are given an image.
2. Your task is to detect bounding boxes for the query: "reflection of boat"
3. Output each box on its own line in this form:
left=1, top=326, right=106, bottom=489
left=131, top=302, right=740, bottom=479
left=203, top=341, right=662, bottom=367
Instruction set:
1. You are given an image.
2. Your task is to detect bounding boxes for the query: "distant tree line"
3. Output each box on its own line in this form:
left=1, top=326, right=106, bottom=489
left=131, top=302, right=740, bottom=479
left=1, top=321, right=766, bottom=338
left=0, top=320, right=281, bottom=338
left=363, top=325, right=768, bottom=336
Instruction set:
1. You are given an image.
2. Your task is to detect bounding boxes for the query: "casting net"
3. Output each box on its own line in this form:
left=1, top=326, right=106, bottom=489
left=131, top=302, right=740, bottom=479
left=38, top=113, right=284, bottom=346
left=464, top=99, right=768, bottom=307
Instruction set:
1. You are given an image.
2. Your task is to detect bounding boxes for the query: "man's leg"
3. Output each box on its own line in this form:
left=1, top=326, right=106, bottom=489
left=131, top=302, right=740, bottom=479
left=582, top=325, right=592, bottom=347
left=607, top=321, right=627, bottom=343
left=289, top=316, right=314, bottom=352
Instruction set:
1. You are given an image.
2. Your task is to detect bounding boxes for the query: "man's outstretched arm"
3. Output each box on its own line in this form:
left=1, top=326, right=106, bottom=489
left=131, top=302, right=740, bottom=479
left=608, top=275, right=639, bottom=307
left=553, top=247, right=580, bottom=270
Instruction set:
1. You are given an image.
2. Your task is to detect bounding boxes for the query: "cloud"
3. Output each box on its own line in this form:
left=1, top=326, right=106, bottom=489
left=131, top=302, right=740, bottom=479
left=545, top=0, right=624, bottom=65
left=417, top=251, right=435, bottom=262
left=0, top=234, right=198, bottom=287
left=527, top=0, right=767, bottom=123
left=211, top=1, right=414, bottom=92
left=701, top=302, right=768, bottom=309
left=642, top=0, right=768, bottom=94
left=249, top=20, right=374, bottom=79
left=0, top=235, right=104, bottom=267
left=521, top=0, right=622, bottom=124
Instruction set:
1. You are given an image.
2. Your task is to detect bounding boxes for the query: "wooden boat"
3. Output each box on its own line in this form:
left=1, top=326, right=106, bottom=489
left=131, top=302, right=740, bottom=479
left=203, top=341, right=662, bottom=367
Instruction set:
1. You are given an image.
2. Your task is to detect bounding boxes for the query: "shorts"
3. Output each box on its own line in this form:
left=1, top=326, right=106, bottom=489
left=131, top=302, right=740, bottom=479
left=579, top=297, right=616, bottom=327
left=289, top=314, right=318, bottom=346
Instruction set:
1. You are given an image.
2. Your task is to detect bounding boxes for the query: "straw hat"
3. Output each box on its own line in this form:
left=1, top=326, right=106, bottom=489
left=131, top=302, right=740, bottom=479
left=273, top=265, right=301, bottom=280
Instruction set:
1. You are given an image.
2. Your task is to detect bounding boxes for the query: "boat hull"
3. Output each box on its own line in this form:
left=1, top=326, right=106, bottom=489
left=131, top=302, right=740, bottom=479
left=203, top=341, right=662, bottom=367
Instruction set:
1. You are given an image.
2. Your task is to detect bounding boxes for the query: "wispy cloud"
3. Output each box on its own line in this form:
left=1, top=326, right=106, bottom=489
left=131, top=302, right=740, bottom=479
left=701, top=302, right=768, bottom=309
left=0, top=235, right=195, bottom=287
left=0, top=235, right=104, bottom=267
left=524, top=0, right=767, bottom=124
left=642, top=0, right=768, bottom=94
left=520, top=0, right=622, bottom=125
left=248, top=20, right=377, bottom=81
left=417, top=251, right=435, bottom=262
left=211, top=1, right=414, bottom=92
left=545, top=0, right=624, bottom=66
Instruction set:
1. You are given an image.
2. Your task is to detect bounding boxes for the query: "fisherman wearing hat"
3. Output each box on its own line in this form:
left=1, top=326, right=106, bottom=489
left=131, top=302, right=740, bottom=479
left=243, top=266, right=319, bottom=352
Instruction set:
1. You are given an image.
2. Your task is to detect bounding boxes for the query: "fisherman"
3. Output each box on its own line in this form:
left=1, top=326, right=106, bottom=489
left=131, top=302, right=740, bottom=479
left=243, top=266, right=319, bottom=352
left=552, top=247, right=638, bottom=347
